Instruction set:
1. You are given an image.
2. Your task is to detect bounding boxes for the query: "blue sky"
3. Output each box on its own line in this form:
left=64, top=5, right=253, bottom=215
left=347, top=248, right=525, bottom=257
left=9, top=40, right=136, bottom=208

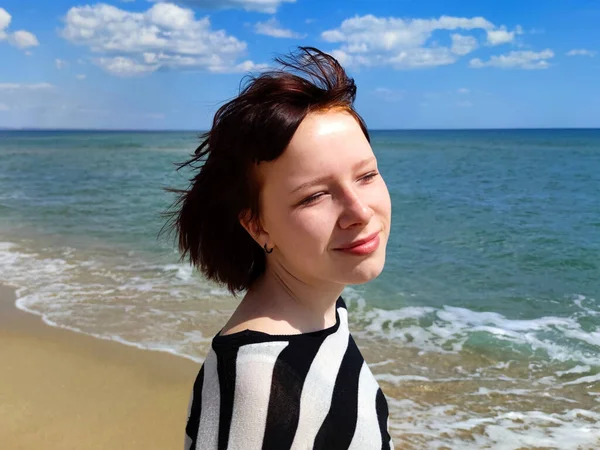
left=0, top=0, right=599, bottom=129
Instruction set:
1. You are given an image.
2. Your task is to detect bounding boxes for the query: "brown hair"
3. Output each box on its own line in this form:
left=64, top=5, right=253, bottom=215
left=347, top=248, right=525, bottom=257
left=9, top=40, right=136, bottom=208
left=162, top=46, right=369, bottom=294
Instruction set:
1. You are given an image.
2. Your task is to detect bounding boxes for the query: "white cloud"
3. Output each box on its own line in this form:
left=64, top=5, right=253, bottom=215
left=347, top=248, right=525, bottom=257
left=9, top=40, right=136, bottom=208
left=0, top=8, right=10, bottom=38
left=486, top=26, right=518, bottom=46
left=0, top=84, right=175, bottom=129
left=209, top=59, right=268, bottom=74
left=8, top=30, right=39, bottom=48
left=470, top=49, right=554, bottom=69
left=151, top=0, right=295, bottom=14
left=322, top=15, right=493, bottom=49
left=0, top=8, right=40, bottom=51
left=0, top=83, right=54, bottom=91
left=95, top=56, right=158, bottom=76
left=451, top=34, right=478, bottom=55
left=254, top=18, right=305, bottom=38
left=55, top=58, right=68, bottom=69
left=389, top=47, right=456, bottom=68
left=457, top=88, right=469, bottom=94
left=566, top=49, right=596, bottom=57
left=330, top=47, right=457, bottom=69
left=75, top=74, right=87, bottom=80
left=321, top=14, right=520, bottom=69
left=94, top=53, right=267, bottom=76
left=488, top=31, right=512, bottom=45
left=61, top=3, right=265, bottom=77
left=0, top=83, right=55, bottom=113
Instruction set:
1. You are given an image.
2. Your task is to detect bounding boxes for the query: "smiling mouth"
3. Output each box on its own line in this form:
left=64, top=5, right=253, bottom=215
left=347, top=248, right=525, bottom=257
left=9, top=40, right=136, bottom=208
left=336, top=231, right=379, bottom=249
left=334, top=231, right=381, bottom=255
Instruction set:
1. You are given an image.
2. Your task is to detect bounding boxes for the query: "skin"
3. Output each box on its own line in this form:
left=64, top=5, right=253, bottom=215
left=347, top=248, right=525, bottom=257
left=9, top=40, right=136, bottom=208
left=220, top=109, right=392, bottom=336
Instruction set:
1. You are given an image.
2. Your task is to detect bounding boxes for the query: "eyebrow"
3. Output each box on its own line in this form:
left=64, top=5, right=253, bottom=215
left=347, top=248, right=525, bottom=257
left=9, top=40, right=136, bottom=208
left=290, top=157, right=376, bottom=195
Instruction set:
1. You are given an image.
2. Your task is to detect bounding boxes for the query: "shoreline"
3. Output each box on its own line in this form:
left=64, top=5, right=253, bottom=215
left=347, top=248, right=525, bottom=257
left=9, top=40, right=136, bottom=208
left=10, top=290, right=204, bottom=365
left=0, top=282, right=199, bottom=449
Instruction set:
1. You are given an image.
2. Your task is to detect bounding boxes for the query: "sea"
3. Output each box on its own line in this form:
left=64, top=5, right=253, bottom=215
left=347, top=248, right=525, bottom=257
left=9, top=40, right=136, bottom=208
left=1, top=129, right=599, bottom=449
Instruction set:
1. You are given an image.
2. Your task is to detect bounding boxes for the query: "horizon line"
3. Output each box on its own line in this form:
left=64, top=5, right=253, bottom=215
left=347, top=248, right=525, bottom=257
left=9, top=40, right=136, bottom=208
left=1, top=127, right=599, bottom=132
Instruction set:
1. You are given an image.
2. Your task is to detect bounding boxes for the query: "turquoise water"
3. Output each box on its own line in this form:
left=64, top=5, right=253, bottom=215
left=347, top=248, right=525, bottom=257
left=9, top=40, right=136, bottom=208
left=1, top=129, right=599, bottom=448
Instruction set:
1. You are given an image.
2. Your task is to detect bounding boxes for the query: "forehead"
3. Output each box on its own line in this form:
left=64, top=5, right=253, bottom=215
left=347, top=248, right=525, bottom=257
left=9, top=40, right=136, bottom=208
left=259, top=110, right=373, bottom=189
left=289, top=109, right=368, bottom=156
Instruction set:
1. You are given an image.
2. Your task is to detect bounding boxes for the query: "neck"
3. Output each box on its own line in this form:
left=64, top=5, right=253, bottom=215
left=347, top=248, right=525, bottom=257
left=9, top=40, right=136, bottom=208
left=243, top=259, right=344, bottom=333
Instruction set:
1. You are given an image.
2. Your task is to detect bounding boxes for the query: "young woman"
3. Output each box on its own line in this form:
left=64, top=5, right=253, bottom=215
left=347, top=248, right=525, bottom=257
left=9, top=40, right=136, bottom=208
left=167, top=47, right=394, bottom=449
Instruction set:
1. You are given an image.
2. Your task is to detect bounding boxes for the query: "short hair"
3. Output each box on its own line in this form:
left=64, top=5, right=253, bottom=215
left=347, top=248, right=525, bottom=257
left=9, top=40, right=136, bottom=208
left=162, top=46, right=370, bottom=294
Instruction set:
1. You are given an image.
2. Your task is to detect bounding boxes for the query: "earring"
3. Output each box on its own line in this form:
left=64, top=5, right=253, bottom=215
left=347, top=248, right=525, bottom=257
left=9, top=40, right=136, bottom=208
left=263, top=243, right=273, bottom=254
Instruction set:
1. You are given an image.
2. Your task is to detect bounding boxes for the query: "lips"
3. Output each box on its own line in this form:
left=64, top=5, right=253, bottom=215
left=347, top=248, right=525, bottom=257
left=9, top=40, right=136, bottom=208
left=335, top=231, right=380, bottom=250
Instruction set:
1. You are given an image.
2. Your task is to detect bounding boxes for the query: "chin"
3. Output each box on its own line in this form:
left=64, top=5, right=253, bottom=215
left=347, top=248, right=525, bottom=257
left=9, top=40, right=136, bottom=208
left=341, top=252, right=386, bottom=285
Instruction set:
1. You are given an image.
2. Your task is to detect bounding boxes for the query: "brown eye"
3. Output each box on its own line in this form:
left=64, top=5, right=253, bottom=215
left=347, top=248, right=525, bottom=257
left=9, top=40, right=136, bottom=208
left=360, top=171, right=379, bottom=182
left=300, top=192, right=325, bottom=206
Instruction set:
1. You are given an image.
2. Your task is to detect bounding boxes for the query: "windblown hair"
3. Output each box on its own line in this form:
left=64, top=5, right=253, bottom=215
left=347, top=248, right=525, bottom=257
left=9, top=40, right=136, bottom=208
left=162, top=47, right=369, bottom=294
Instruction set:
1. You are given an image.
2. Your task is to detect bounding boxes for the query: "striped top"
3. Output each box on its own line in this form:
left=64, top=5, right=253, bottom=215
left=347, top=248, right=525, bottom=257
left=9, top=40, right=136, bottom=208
left=184, top=297, right=394, bottom=450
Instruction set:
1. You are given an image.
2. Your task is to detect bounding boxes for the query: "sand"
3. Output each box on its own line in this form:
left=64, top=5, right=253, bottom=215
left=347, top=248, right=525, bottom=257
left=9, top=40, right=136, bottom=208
left=0, top=283, right=200, bottom=450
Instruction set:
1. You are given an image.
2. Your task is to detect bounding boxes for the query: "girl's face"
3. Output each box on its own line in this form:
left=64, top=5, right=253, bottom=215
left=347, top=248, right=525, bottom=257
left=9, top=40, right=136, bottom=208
left=255, top=109, right=392, bottom=287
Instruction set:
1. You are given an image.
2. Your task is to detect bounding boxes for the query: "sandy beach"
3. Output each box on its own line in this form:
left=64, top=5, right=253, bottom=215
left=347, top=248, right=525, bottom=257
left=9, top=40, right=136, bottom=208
left=0, top=283, right=200, bottom=450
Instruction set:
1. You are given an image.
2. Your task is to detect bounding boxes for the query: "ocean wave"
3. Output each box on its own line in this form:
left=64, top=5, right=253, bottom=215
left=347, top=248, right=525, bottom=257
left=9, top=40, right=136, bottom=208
left=0, top=239, right=226, bottom=362
left=387, top=398, right=600, bottom=449
left=2, top=238, right=600, bottom=374
left=352, top=297, right=600, bottom=369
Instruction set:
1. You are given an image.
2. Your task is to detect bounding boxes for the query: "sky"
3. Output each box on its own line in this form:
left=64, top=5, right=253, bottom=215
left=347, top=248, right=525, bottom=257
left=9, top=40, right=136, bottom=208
left=0, top=0, right=599, bottom=130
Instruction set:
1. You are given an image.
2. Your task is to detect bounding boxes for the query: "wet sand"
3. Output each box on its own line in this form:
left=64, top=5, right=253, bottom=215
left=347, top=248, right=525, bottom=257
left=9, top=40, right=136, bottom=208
left=0, top=283, right=200, bottom=449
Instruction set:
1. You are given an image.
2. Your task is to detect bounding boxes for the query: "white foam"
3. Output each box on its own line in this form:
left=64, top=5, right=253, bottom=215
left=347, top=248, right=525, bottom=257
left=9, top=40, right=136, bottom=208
left=0, top=241, right=17, bottom=250
left=355, top=300, right=600, bottom=367
left=470, top=387, right=578, bottom=403
left=162, top=264, right=194, bottom=281
left=556, top=365, right=592, bottom=377
left=489, top=361, right=513, bottom=370
left=536, top=376, right=557, bottom=385
left=437, top=306, right=575, bottom=332
left=472, top=387, right=533, bottom=396
left=573, top=294, right=600, bottom=317
left=209, top=287, right=230, bottom=297
left=562, top=328, right=600, bottom=347
left=341, top=285, right=367, bottom=310
left=0, top=239, right=224, bottom=364
left=388, top=397, right=600, bottom=449
left=562, top=372, right=600, bottom=386
left=375, top=374, right=431, bottom=384
left=369, top=359, right=396, bottom=368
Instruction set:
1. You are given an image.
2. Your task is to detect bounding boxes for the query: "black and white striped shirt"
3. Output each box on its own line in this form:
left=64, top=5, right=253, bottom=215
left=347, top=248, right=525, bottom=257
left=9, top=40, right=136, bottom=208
left=184, top=297, right=394, bottom=449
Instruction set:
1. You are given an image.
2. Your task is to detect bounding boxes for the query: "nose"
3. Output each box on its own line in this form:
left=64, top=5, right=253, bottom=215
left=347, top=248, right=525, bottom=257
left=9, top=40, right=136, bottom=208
left=338, top=188, right=374, bottom=229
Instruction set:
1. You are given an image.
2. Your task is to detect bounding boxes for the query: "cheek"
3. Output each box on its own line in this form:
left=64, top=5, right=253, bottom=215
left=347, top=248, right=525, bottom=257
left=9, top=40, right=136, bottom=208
left=375, top=179, right=392, bottom=221
left=287, top=209, right=333, bottom=247
left=268, top=207, right=335, bottom=258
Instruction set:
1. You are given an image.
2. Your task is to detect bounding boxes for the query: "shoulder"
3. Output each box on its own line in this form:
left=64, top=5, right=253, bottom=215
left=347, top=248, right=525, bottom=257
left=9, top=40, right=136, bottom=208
left=218, top=296, right=348, bottom=338
left=219, top=315, right=297, bottom=337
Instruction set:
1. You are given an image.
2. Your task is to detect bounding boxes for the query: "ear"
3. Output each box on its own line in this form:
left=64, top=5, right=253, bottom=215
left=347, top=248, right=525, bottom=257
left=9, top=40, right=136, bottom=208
left=239, top=209, right=270, bottom=248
